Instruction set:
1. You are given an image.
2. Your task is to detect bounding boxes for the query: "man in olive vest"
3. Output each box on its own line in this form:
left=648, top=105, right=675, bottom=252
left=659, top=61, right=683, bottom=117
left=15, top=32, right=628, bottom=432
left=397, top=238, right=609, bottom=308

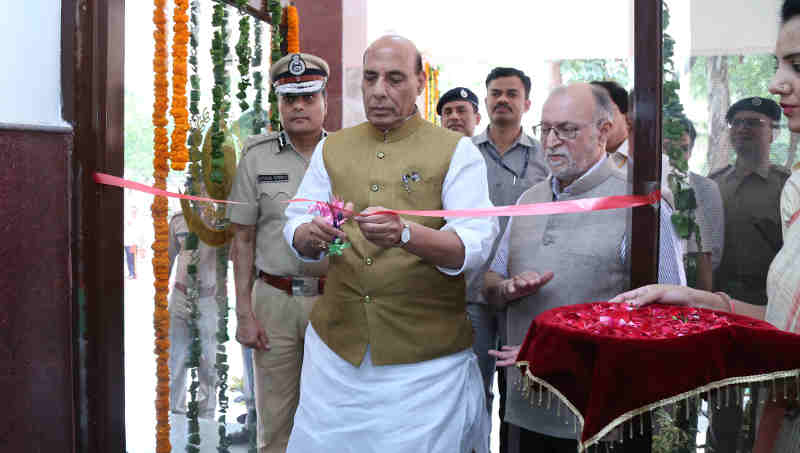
left=283, top=35, right=497, bottom=452
left=484, top=83, right=658, bottom=452
left=230, top=53, right=330, bottom=453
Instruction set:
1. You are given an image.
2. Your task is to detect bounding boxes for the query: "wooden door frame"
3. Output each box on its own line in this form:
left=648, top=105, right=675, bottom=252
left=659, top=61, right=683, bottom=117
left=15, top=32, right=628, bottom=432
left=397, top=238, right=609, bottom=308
left=67, top=1, right=663, bottom=451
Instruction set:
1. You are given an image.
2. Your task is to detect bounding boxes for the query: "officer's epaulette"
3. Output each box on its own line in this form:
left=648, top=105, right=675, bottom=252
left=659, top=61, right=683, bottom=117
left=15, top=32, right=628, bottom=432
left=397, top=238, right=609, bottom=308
left=770, top=163, right=792, bottom=177
left=708, top=164, right=732, bottom=179
left=242, top=131, right=283, bottom=155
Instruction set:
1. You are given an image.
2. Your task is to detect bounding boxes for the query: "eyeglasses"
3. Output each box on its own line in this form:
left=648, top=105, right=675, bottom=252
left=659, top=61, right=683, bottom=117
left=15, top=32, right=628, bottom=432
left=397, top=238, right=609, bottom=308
left=531, top=122, right=591, bottom=141
left=727, top=118, right=769, bottom=129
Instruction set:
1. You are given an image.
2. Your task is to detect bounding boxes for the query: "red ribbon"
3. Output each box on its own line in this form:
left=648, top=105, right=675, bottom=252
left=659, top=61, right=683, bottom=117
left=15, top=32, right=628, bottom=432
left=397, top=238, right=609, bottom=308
left=290, top=191, right=660, bottom=218
left=95, top=172, right=660, bottom=217
left=790, top=208, right=800, bottom=230
left=93, top=172, right=248, bottom=205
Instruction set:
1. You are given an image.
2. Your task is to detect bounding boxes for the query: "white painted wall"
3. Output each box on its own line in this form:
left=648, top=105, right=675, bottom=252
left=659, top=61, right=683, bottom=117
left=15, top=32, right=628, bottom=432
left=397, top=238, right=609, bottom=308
left=0, top=1, right=68, bottom=127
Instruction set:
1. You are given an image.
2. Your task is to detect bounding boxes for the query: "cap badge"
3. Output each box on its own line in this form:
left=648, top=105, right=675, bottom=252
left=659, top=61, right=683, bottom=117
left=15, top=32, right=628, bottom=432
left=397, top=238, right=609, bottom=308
left=288, top=54, right=306, bottom=76
left=752, top=98, right=762, bottom=106
left=460, top=89, right=468, bottom=98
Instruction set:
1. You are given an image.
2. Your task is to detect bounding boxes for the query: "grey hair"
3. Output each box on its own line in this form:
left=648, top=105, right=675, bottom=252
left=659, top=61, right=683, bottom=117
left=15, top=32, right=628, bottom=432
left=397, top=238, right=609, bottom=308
left=590, top=85, right=614, bottom=124
left=546, top=84, right=614, bottom=126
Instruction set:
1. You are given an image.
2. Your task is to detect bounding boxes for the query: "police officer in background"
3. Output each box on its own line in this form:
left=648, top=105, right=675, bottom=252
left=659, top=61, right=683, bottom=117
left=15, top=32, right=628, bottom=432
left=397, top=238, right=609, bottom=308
left=229, top=52, right=330, bottom=453
left=710, top=97, right=790, bottom=306
left=438, top=86, right=482, bottom=138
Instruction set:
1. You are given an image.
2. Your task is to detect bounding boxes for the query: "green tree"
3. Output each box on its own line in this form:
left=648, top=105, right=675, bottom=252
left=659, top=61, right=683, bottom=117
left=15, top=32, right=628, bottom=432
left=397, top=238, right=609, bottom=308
left=690, top=55, right=793, bottom=168
left=124, top=88, right=158, bottom=183
left=560, top=59, right=631, bottom=88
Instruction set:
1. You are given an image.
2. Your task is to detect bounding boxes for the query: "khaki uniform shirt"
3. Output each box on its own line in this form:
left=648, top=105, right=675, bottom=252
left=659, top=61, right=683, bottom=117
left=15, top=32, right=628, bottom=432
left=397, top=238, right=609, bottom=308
left=228, top=131, right=327, bottom=277
left=168, top=213, right=217, bottom=289
left=710, top=162, right=790, bottom=305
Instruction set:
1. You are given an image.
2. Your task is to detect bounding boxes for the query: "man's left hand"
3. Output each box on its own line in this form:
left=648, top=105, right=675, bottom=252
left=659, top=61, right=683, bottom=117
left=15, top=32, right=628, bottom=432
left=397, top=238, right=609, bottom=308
left=488, top=345, right=521, bottom=368
left=354, top=207, right=404, bottom=248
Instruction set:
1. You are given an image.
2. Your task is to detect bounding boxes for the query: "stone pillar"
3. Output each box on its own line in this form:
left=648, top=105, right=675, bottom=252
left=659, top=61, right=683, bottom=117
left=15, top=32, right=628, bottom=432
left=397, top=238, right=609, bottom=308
left=294, top=0, right=367, bottom=131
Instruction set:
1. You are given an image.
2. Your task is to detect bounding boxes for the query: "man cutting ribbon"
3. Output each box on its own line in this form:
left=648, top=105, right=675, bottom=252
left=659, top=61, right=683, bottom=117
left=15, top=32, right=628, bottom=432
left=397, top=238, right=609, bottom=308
left=283, top=35, right=498, bottom=453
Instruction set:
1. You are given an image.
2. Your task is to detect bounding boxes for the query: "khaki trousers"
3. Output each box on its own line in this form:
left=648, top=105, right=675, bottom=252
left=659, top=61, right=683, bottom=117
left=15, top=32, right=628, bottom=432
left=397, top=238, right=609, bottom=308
left=251, top=279, right=316, bottom=453
left=168, top=289, right=219, bottom=418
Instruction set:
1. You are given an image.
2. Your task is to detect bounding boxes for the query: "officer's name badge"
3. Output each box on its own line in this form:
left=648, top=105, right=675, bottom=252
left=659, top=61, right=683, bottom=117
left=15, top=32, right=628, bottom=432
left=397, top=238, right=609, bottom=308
left=258, top=173, right=289, bottom=183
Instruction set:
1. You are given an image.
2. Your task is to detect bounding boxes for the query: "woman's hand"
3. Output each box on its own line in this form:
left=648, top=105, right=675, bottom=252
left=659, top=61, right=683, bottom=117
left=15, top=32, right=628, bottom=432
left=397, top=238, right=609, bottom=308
left=609, top=284, right=701, bottom=308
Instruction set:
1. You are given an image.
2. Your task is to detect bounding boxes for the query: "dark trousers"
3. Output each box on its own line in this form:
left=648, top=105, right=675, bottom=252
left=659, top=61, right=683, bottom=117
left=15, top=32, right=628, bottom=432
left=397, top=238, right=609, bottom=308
left=514, top=416, right=652, bottom=453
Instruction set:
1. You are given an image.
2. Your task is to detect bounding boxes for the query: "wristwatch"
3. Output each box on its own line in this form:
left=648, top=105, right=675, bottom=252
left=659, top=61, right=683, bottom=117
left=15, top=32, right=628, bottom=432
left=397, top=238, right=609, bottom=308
left=398, top=222, right=411, bottom=247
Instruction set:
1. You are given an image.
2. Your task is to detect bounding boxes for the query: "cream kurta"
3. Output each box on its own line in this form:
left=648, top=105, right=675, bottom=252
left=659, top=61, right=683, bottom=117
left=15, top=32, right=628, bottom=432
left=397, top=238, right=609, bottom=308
left=766, top=170, right=800, bottom=332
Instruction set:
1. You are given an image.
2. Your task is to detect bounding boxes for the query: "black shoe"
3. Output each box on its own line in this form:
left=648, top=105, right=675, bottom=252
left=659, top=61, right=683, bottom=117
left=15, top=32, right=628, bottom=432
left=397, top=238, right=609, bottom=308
left=227, top=426, right=251, bottom=445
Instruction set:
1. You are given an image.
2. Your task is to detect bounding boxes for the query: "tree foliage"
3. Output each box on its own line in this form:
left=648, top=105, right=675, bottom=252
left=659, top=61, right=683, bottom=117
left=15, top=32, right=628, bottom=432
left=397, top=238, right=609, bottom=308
left=560, top=58, right=631, bottom=88
left=690, top=55, right=792, bottom=166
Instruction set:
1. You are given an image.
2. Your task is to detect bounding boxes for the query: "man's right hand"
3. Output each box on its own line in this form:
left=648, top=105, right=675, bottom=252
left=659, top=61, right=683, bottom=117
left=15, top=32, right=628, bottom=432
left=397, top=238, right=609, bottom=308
left=236, top=312, right=270, bottom=351
left=499, top=271, right=554, bottom=303
left=293, top=203, right=353, bottom=258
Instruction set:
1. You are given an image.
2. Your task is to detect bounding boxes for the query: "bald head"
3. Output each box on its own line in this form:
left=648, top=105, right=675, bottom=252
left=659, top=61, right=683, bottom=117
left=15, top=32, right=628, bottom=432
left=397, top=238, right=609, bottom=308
left=540, top=83, right=613, bottom=188
left=364, top=35, right=423, bottom=75
left=362, top=35, right=427, bottom=130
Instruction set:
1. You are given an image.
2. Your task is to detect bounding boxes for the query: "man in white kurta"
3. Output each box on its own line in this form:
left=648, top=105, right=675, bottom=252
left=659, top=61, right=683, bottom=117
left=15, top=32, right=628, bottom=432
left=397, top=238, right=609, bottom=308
left=282, top=35, right=497, bottom=453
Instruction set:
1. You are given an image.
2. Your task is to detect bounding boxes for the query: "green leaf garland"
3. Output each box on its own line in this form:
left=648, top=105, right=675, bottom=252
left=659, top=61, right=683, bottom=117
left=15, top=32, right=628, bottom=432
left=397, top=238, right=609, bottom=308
left=662, top=2, right=701, bottom=286
left=211, top=1, right=231, bottom=185
left=186, top=2, right=203, bottom=451
left=268, top=0, right=283, bottom=132
left=252, top=19, right=265, bottom=135
left=214, top=235, right=231, bottom=453
left=235, top=0, right=251, bottom=113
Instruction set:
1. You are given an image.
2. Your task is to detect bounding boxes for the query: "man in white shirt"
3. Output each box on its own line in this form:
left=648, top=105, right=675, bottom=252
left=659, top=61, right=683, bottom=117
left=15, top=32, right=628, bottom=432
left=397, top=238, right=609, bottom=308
left=282, top=35, right=497, bottom=453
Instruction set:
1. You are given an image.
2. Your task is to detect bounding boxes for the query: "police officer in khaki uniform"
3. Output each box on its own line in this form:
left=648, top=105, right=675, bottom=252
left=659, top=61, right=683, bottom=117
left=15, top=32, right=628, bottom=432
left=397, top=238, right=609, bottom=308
left=710, top=97, right=790, bottom=307
left=229, top=53, right=330, bottom=453
left=167, top=210, right=219, bottom=419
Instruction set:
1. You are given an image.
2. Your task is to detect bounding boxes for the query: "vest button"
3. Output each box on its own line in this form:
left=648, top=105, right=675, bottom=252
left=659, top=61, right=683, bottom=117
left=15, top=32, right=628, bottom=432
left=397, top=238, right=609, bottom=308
left=365, top=257, right=374, bottom=265
left=363, top=295, right=371, bottom=303
left=376, top=151, right=385, bottom=159
left=370, top=184, right=380, bottom=192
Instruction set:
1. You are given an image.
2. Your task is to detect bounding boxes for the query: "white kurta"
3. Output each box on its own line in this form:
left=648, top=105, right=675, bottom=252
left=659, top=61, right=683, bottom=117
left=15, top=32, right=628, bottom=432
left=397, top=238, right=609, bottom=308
left=282, top=134, right=497, bottom=452
left=287, top=325, right=490, bottom=453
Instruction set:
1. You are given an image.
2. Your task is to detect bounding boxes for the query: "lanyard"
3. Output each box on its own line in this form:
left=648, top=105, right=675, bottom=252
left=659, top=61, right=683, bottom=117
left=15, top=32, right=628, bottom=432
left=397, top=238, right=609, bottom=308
left=485, top=143, right=530, bottom=185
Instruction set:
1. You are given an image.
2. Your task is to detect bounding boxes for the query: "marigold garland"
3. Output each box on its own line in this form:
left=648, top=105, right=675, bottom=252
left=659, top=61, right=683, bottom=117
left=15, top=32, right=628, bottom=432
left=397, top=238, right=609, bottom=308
left=169, top=0, right=190, bottom=171
left=152, top=0, right=172, bottom=452
left=285, top=6, right=299, bottom=54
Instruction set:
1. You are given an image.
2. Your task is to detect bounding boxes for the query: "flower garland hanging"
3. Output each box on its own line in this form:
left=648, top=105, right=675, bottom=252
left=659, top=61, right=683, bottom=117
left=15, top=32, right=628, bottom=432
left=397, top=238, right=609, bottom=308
left=169, top=0, right=190, bottom=171
left=210, top=1, right=231, bottom=188
left=268, top=0, right=283, bottom=132
left=235, top=0, right=252, bottom=113
left=285, top=5, right=300, bottom=54
left=214, top=214, right=232, bottom=453
left=662, top=3, right=701, bottom=285
left=210, top=3, right=233, bottom=452
left=151, top=1, right=172, bottom=452
left=185, top=1, right=204, bottom=451
left=251, top=19, right=265, bottom=135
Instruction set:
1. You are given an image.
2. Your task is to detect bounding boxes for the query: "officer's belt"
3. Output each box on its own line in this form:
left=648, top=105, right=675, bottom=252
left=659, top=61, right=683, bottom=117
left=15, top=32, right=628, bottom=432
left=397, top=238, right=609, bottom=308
left=259, top=270, right=325, bottom=297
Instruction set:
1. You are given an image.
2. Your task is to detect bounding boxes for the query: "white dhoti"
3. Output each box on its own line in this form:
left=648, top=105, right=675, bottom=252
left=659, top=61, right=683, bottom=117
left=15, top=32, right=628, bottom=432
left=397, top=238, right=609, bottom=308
left=287, top=325, right=489, bottom=453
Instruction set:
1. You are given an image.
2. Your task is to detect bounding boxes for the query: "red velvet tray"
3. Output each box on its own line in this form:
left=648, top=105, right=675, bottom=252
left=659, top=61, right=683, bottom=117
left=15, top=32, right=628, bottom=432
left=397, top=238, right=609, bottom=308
left=515, top=302, right=800, bottom=449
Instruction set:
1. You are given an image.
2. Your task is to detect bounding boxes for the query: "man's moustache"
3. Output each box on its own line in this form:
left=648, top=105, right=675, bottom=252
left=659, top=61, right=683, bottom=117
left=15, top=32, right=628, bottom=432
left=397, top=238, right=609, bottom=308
left=493, top=104, right=511, bottom=112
